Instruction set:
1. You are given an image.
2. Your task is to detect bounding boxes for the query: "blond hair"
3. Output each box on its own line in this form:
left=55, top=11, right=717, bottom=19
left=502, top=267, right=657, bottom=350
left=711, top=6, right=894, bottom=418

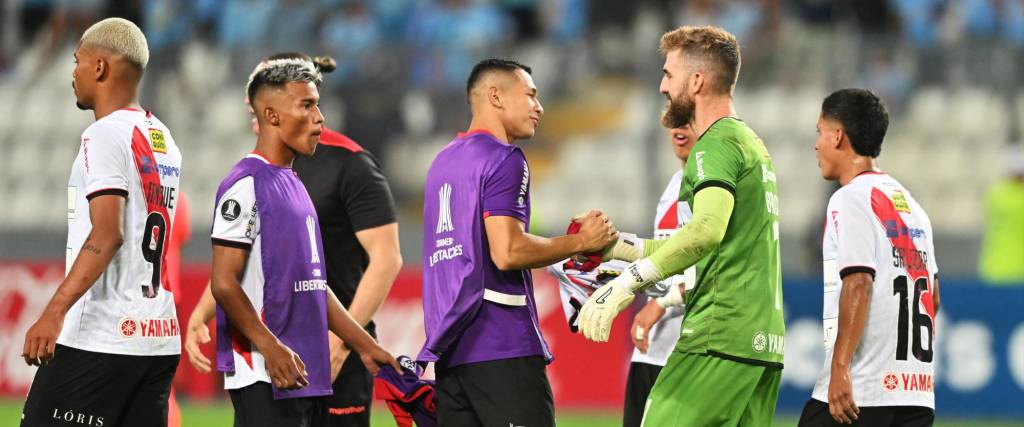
left=80, top=18, right=150, bottom=69
left=660, top=26, right=740, bottom=95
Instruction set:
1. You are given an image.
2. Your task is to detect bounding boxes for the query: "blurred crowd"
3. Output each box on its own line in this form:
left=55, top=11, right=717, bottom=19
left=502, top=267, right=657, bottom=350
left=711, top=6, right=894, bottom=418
left=5, top=0, right=1024, bottom=150
left=1, top=0, right=1023, bottom=281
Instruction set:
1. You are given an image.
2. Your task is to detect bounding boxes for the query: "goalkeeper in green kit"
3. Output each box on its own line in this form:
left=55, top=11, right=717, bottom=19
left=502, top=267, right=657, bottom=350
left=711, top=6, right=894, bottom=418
left=578, top=25, right=784, bottom=426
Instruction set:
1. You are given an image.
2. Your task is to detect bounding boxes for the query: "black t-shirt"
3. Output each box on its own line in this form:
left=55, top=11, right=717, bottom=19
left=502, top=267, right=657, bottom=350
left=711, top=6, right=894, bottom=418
left=293, top=128, right=397, bottom=335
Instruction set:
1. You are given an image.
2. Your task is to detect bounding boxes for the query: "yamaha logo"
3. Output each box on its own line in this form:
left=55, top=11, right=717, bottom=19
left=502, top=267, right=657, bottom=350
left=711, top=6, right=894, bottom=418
left=752, top=331, right=767, bottom=353
left=118, top=317, right=138, bottom=338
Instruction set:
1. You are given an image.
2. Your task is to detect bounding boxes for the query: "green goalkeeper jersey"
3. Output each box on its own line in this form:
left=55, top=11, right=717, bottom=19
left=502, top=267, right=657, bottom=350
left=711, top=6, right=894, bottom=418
left=677, top=117, right=785, bottom=367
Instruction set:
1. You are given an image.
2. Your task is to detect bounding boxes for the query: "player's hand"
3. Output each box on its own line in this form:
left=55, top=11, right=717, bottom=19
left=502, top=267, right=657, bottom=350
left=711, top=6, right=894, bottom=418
left=828, top=366, right=859, bottom=424
left=579, top=276, right=635, bottom=342
left=329, top=334, right=350, bottom=382
left=22, top=310, right=63, bottom=366
left=261, top=339, right=309, bottom=390
left=357, top=343, right=403, bottom=375
left=631, top=300, right=666, bottom=354
left=184, top=318, right=213, bottom=373
left=575, top=210, right=618, bottom=253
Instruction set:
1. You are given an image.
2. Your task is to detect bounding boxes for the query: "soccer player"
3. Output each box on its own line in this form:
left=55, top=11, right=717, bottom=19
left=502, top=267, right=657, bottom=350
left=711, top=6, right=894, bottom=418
left=419, top=58, right=617, bottom=426
left=20, top=18, right=183, bottom=427
left=210, top=57, right=399, bottom=427
left=624, top=124, right=697, bottom=427
left=185, top=52, right=401, bottom=426
left=798, top=89, right=939, bottom=426
left=578, top=26, right=785, bottom=426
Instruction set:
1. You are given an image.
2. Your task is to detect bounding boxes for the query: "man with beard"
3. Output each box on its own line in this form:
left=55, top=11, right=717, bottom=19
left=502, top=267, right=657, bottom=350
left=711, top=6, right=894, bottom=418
left=578, top=26, right=785, bottom=426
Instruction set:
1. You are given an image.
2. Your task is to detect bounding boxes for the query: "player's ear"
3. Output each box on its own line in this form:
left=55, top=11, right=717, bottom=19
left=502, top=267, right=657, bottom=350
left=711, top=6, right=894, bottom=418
left=690, top=71, right=704, bottom=96
left=263, top=106, right=280, bottom=127
left=488, top=86, right=502, bottom=109
left=833, top=126, right=845, bottom=150
left=94, top=56, right=107, bottom=82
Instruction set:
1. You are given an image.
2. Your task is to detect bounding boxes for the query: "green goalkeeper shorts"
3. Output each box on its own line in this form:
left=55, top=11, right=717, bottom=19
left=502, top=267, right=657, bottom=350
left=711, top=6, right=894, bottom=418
left=641, top=351, right=781, bottom=427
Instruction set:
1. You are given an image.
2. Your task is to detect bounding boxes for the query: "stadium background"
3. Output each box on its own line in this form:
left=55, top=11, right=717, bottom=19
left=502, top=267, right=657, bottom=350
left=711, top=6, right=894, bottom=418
left=0, top=0, right=1022, bottom=425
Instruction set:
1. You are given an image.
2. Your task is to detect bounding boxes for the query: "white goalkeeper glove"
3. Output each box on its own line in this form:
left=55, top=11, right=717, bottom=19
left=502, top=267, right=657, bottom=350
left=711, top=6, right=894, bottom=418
left=579, top=258, right=662, bottom=342
left=601, top=232, right=644, bottom=262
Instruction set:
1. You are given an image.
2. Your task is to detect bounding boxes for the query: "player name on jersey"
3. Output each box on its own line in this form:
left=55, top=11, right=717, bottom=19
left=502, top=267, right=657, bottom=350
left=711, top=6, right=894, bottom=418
left=142, top=182, right=177, bottom=210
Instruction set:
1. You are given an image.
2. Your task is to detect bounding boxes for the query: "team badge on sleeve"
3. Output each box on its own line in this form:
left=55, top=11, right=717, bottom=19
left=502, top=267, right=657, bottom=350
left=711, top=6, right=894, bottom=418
left=221, top=199, right=241, bottom=221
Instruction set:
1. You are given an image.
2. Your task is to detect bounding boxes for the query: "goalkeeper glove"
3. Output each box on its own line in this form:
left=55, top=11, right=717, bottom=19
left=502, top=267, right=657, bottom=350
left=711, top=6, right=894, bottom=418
left=578, top=258, right=661, bottom=342
left=602, top=232, right=644, bottom=262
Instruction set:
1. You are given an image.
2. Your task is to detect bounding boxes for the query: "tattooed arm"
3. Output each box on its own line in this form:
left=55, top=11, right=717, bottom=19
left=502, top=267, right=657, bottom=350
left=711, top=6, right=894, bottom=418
left=23, top=194, right=126, bottom=365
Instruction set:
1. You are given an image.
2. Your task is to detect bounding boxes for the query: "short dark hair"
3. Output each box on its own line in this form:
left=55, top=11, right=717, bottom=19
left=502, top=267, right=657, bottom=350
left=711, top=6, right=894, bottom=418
left=466, top=58, right=532, bottom=98
left=821, top=88, right=889, bottom=158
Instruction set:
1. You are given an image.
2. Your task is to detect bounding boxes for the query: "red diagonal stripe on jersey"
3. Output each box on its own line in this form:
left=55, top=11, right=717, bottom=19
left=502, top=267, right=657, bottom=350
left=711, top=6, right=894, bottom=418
left=130, top=127, right=172, bottom=291
left=870, top=188, right=935, bottom=321
left=657, top=201, right=680, bottom=230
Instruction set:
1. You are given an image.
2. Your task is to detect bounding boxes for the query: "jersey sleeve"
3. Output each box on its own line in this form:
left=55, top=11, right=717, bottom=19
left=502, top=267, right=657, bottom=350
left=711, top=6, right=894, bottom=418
left=211, top=177, right=259, bottom=249
left=831, top=188, right=878, bottom=279
left=481, top=150, right=529, bottom=223
left=688, top=136, right=745, bottom=195
left=340, top=152, right=398, bottom=232
left=81, top=122, right=131, bottom=199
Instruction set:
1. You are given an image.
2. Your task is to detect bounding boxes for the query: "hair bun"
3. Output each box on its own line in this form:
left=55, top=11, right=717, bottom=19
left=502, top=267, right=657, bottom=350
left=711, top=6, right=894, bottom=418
left=312, top=56, right=337, bottom=73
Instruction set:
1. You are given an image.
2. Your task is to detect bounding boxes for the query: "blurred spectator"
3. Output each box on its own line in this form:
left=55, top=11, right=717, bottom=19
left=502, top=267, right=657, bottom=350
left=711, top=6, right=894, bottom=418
left=978, top=145, right=1024, bottom=285
left=141, top=0, right=193, bottom=106
left=218, top=0, right=277, bottom=73
left=320, top=0, right=382, bottom=81
left=893, top=0, right=947, bottom=87
left=269, top=0, right=317, bottom=53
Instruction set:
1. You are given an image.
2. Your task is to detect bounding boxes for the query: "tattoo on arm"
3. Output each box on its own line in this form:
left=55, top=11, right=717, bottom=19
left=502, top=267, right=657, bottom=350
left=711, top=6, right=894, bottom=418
left=82, top=243, right=102, bottom=255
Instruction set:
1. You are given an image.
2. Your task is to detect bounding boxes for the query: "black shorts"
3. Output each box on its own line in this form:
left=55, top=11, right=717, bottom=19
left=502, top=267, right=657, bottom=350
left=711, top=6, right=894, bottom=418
left=623, top=362, right=663, bottom=427
left=798, top=398, right=934, bottom=427
left=324, top=349, right=373, bottom=426
left=436, top=356, right=554, bottom=427
left=229, top=382, right=328, bottom=427
left=21, top=344, right=179, bottom=427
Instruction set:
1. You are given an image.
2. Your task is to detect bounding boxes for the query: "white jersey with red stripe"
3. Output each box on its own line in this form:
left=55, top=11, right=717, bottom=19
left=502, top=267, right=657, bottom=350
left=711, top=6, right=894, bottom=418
left=209, top=154, right=272, bottom=390
left=60, top=108, right=182, bottom=356
left=630, top=170, right=694, bottom=366
left=813, top=172, right=937, bottom=408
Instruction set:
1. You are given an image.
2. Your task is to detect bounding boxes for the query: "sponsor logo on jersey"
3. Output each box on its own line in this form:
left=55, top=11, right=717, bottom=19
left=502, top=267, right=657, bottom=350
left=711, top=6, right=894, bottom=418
left=752, top=330, right=784, bottom=354
left=328, top=405, right=367, bottom=416
left=244, top=202, right=257, bottom=238
left=883, top=372, right=900, bottom=391
left=695, top=151, right=706, bottom=180
left=51, top=408, right=104, bottom=426
left=891, top=191, right=911, bottom=213
left=518, top=160, right=529, bottom=207
left=149, top=128, right=167, bottom=153
left=761, top=164, right=776, bottom=183
left=884, top=220, right=927, bottom=240
left=882, top=371, right=934, bottom=393
left=118, top=317, right=179, bottom=338
left=221, top=199, right=241, bottom=221
left=118, top=317, right=138, bottom=338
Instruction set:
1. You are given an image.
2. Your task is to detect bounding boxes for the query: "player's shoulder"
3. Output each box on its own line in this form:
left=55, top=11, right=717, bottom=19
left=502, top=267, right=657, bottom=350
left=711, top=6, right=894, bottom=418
left=317, top=128, right=364, bottom=154
left=829, top=177, right=875, bottom=207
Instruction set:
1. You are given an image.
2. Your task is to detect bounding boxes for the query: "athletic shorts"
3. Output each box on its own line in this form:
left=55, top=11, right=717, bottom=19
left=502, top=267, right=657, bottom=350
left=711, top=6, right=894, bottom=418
left=624, top=362, right=663, bottom=427
left=21, top=344, right=179, bottom=427
left=642, top=352, right=781, bottom=427
left=228, top=382, right=328, bottom=427
left=797, top=399, right=934, bottom=427
left=436, top=356, right=554, bottom=427
left=324, top=349, right=373, bottom=426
